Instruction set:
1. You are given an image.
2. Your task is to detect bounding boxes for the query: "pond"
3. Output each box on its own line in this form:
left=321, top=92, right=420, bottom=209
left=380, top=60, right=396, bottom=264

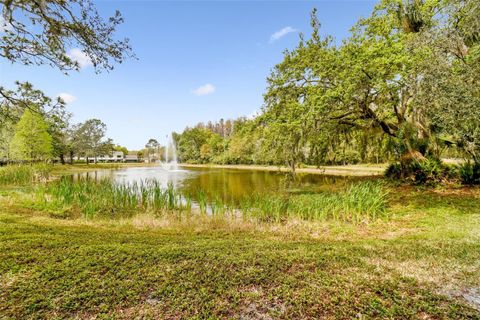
left=74, top=165, right=367, bottom=203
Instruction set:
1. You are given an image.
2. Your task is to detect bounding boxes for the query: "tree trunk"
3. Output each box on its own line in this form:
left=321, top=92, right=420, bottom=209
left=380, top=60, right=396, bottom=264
left=60, top=153, right=65, bottom=165
left=86, top=156, right=89, bottom=165
left=69, top=151, right=74, bottom=165
left=289, top=158, right=296, bottom=176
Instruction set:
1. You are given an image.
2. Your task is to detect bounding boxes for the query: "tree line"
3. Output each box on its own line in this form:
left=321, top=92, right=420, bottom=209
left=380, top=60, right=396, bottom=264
left=174, top=0, right=479, bottom=181
left=0, top=90, right=128, bottom=164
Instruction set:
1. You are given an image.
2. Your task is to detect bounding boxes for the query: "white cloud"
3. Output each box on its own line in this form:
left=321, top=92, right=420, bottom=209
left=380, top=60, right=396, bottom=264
left=192, top=83, right=216, bottom=96
left=57, top=93, right=77, bottom=104
left=270, top=26, right=298, bottom=43
left=67, top=48, right=93, bottom=69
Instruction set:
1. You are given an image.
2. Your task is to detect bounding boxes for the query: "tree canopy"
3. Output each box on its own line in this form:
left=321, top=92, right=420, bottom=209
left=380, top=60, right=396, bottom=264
left=9, top=108, right=53, bottom=161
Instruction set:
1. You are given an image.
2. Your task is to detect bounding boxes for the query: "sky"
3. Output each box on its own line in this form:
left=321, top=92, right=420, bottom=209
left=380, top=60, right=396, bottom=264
left=0, top=0, right=376, bottom=150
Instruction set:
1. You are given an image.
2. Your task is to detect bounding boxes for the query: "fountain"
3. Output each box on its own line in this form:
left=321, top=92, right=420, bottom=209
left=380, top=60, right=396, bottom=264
left=162, top=134, right=179, bottom=171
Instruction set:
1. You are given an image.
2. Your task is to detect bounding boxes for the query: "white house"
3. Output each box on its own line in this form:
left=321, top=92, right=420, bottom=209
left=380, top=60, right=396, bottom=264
left=77, top=151, right=125, bottom=163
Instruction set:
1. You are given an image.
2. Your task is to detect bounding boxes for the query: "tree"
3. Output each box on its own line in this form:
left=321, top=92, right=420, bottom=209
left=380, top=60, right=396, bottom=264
left=72, top=119, right=109, bottom=164
left=10, top=109, right=53, bottom=161
left=174, top=128, right=212, bottom=163
left=136, top=150, right=144, bottom=162
left=416, top=0, right=480, bottom=163
left=0, top=82, right=65, bottom=126
left=263, top=4, right=448, bottom=169
left=0, top=84, right=65, bottom=161
left=45, top=106, right=72, bottom=164
left=171, top=1, right=479, bottom=176
left=1, top=0, right=134, bottom=120
left=145, top=139, right=160, bottom=162
left=114, top=145, right=128, bottom=156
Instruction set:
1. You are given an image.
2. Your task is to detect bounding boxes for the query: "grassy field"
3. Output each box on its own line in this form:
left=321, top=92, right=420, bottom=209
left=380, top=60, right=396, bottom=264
left=1, top=182, right=480, bottom=319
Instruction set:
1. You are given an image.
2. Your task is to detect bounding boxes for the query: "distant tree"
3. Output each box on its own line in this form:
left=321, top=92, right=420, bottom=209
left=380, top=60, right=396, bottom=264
left=175, top=128, right=212, bottom=163
left=114, top=145, right=128, bottom=156
left=0, top=86, right=64, bottom=161
left=0, top=120, right=14, bottom=160
left=136, top=150, right=144, bottom=162
left=145, top=139, right=160, bottom=162
left=98, top=138, right=114, bottom=159
left=10, top=109, right=53, bottom=161
left=46, top=107, right=72, bottom=165
left=72, top=119, right=109, bottom=164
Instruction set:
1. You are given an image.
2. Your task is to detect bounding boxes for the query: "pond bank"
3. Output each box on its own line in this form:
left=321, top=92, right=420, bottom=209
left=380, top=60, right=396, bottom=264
left=180, top=163, right=387, bottom=176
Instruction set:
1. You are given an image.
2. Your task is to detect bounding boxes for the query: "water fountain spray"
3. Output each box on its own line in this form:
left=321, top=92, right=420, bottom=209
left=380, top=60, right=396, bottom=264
left=163, top=134, right=179, bottom=171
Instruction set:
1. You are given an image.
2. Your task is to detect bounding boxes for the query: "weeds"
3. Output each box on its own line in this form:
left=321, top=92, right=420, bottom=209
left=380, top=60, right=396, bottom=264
left=0, top=164, right=52, bottom=185
left=43, top=178, right=190, bottom=218
left=241, top=181, right=388, bottom=223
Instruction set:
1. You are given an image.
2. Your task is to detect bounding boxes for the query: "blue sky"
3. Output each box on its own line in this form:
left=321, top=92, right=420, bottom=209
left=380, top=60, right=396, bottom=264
left=0, top=1, right=376, bottom=150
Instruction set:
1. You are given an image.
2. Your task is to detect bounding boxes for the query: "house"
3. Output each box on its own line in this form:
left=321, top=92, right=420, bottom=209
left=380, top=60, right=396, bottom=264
left=77, top=151, right=125, bottom=163
left=125, top=154, right=139, bottom=162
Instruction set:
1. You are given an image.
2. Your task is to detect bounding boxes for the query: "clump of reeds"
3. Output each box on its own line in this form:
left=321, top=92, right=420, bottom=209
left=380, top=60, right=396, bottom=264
left=44, top=177, right=191, bottom=218
left=240, top=181, right=389, bottom=223
left=0, top=164, right=52, bottom=185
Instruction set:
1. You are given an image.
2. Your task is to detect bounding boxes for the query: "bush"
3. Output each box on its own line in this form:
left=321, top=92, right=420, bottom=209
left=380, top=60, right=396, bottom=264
left=413, top=158, right=444, bottom=185
left=385, top=162, right=402, bottom=180
left=385, top=157, right=447, bottom=185
left=459, top=162, right=480, bottom=185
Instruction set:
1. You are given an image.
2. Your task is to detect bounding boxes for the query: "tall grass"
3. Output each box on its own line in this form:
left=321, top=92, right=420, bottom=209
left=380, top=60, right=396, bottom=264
left=40, top=177, right=388, bottom=223
left=44, top=178, right=191, bottom=218
left=0, top=164, right=52, bottom=185
left=240, top=181, right=389, bottom=223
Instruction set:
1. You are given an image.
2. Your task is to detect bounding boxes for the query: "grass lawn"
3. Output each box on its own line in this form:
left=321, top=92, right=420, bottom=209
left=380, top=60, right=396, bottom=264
left=1, top=186, right=480, bottom=319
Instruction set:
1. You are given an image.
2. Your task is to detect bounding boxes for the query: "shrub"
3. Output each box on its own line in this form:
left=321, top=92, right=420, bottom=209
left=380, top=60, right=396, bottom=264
left=385, top=157, right=447, bottom=185
left=459, top=162, right=480, bottom=185
left=385, top=162, right=402, bottom=180
left=413, top=158, right=444, bottom=185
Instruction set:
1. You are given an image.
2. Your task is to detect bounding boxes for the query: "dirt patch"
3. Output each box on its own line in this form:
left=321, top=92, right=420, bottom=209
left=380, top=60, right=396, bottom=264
left=446, top=288, right=480, bottom=311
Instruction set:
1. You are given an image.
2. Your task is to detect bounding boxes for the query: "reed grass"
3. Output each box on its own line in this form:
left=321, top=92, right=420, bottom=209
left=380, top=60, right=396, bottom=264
left=43, top=178, right=190, bottom=218
left=0, top=164, right=52, bottom=185
left=240, top=181, right=389, bottom=223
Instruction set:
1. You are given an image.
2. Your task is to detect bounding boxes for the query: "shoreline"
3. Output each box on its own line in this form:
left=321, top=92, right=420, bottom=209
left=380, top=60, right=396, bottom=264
left=179, top=163, right=387, bottom=176
left=47, top=162, right=387, bottom=177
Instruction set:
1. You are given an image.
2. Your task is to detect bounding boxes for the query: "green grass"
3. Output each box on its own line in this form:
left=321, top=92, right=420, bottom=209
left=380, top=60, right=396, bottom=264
left=0, top=165, right=479, bottom=318
left=0, top=164, right=52, bottom=185
left=40, top=177, right=189, bottom=219
left=241, top=181, right=388, bottom=223
left=0, top=187, right=480, bottom=318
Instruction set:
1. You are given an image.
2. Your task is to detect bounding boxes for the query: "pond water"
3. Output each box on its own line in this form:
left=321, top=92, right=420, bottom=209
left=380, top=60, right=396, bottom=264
left=75, top=165, right=365, bottom=203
